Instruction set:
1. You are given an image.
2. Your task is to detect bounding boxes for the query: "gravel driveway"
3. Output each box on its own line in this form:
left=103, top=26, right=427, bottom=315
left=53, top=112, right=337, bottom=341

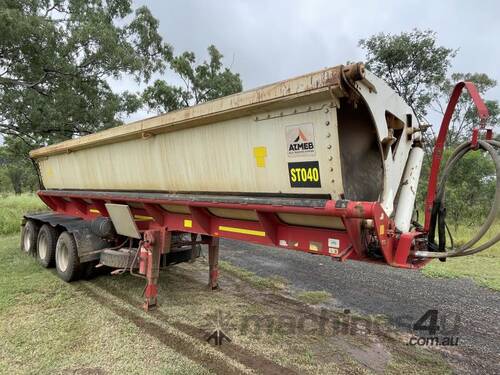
left=219, top=239, right=500, bottom=374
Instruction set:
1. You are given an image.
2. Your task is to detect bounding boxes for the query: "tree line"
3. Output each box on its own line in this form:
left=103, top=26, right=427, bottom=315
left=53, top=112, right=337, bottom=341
left=0, top=2, right=498, bottom=227
left=359, top=29, right=498, bottom=227
left=0, top=0, right=242, bottom=193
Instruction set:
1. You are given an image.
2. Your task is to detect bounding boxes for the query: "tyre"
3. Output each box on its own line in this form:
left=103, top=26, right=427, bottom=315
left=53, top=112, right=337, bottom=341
left=36, top=224, right=58, bottom=268
left=55, top=231, right=81, bottom=282
left=21, top=220, right=39, bottom=255
left=80, top=261, right=99, bottom=280
left=100, top=249, right=138, bottom=269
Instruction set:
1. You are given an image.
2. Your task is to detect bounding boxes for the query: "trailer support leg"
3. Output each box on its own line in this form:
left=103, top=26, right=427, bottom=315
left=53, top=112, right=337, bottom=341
left=208, top=236, right=220, bottom=290
left=142, top=230, right=162, bottom=311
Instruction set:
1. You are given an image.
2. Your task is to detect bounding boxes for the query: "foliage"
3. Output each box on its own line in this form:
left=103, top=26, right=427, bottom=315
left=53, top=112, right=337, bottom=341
left=0, top=231, right=452, bottom=374
left=359, top=29, right=456, bottom=122
left=0, top=137, right=39, bottom=193
left=416, top=147, right=496, bottom=228
left=0, top=193, right=46, bottom=235
left=432, top=73, right=499, bottom=146
left=0, top=0, right=242, bottom=194
left=0, top=0, right=170, bottom=147
left=422, top=222, right=500, bottom=291
left=360, top=29, right=498, bottom=231
left=142, top=45, right=242, bottom=113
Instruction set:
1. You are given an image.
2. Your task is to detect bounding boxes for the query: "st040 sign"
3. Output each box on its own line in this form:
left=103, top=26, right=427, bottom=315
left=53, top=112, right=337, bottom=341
left=288, top=161, right=321, bottom=188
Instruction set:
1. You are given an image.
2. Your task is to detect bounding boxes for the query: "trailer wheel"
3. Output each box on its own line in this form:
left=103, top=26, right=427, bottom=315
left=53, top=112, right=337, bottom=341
left=21, top=220, right=38, bottom=255
left=36, top=224, right=58, bottom=268
left=55, top=232, right=81, bottom=282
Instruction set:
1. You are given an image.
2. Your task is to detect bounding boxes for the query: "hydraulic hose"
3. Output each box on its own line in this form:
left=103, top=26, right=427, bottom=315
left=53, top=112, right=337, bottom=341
left=413, top=139, right=500, bottom=258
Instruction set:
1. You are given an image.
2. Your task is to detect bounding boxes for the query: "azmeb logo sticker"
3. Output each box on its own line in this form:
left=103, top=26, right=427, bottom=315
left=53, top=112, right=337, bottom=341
left=286, top=123, right=315, bottom=156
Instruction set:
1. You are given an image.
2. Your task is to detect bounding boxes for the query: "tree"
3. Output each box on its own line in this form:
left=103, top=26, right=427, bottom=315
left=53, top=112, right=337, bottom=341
left=443, top=149, right=496, bottom=229
left=0, top=0, right=243, bottom=193
left=0, top=0, right=171, bottom=146
left=432, top=73, right=499, bottom=146
left=0, top=137, right=38, bottom=194
left=359, top=29, right=456, bottom=123
left=142, top=45, right=242, bottom=113
left=359, top=29, right=498, bottom=229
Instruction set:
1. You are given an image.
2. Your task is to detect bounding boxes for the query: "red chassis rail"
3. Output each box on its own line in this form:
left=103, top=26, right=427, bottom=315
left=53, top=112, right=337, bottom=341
left=37, top=189, right=429, bottom=309
left=37, top=189, right=427, bottom=269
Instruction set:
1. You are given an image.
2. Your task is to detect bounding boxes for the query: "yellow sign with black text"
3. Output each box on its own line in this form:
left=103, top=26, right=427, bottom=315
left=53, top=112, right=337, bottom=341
left=288, top=161, right=321, bottom=188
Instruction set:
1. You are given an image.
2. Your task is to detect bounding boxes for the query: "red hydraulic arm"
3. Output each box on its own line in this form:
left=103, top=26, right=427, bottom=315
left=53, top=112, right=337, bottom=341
left=424, top=81, right=490, bottom=232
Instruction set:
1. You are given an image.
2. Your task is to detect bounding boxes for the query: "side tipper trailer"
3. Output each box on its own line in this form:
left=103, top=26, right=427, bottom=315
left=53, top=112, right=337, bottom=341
left=21, top=63, right=499, bottom=309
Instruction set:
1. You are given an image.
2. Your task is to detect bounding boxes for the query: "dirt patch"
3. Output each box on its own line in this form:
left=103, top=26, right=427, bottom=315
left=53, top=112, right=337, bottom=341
left=333, top=338, right=391, bottom=374
left=90, top=281, right=299, bottom=375
left=79, top=283, right=244, bottom=374
left=80, top=259, right=451, bottom=374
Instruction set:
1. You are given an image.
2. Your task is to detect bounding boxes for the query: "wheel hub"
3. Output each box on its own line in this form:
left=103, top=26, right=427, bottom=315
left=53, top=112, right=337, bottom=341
left=38, top=234, right=47, bottom=259
left=57, top=243, right=69, bottom=272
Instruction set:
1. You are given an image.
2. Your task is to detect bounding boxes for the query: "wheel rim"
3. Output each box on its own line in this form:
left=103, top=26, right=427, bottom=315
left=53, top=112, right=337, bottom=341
left=23, top=228, right=31, bottom=252
left=38, top=233, right=48, bottom=260
left=57, top=243, right=69, bottom=272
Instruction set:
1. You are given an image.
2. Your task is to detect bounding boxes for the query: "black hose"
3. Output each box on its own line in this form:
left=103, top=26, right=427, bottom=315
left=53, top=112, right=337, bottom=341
left=415, top=139, right=500, bottom=258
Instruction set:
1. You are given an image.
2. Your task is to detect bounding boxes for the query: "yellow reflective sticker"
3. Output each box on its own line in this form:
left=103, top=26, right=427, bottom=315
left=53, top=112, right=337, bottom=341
left=253, top=146, right=267, bottom=168
left=309, top=241, right=322, bottom=251
left=379, top=224, right=385, bottom=235
left=134, top=215, right=154, bottom=222
left=184, top=219, right=193, bottom=228
left=218, top=225, right=265, bottom=237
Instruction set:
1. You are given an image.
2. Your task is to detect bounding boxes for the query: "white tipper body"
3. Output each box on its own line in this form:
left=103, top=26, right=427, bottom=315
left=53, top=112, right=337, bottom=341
left=32, top=66, right=423, bottom=231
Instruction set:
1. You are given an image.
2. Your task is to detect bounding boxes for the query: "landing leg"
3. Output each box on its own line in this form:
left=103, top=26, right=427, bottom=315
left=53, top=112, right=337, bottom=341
left=208, top=237, right=220, bottom=290
left=142, top=231, right=162, bottom=311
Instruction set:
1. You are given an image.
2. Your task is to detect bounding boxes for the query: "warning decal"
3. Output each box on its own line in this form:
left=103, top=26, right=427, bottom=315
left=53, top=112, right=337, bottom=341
left=286, top=123, right=315, bottom=156
left=288, top=161, right=321, bottom=188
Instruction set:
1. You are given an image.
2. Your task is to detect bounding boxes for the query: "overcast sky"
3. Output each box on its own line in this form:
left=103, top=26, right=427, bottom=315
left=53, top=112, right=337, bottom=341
left=111, top=0, right=500, bottom=124
left=2, top=0, right=498, bottom=146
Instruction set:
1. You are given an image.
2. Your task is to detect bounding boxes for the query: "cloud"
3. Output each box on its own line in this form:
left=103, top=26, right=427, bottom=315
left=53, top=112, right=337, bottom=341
left=3, top=1, right=496, bottom=145
left=127, top=0, right=499, bottom=102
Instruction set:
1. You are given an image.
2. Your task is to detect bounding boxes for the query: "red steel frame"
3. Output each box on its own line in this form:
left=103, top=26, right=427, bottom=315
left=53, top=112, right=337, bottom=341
left=35, top=81, right=492, bottom=309
left=38, top=190, right=415, bottom=263
left=37, top=190, right=425, bottom=309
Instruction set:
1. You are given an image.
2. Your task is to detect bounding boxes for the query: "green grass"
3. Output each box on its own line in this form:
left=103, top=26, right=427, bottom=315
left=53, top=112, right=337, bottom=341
left=422, top=222, right=500, bottom=290
left=295, top=290, right=331, bottom=305
left=0, top=235, right=214, bottom=374
left=0, top=235, right=454, bottom=374
left=0, top=189, right=453, bottom=374
left=0, top=193, right=46, bottom=235
left=219, top=260, right=288, bottom=290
